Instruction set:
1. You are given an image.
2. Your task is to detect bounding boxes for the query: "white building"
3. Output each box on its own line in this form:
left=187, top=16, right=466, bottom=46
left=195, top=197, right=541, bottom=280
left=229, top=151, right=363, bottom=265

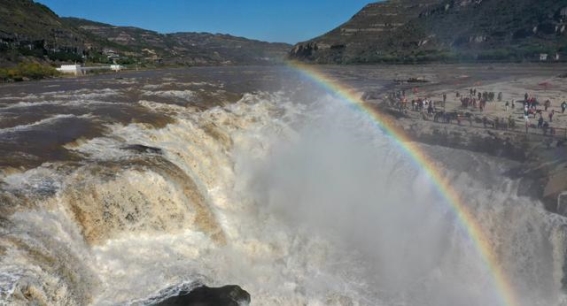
left=56, top=64, right=82, bottom=75
left=110, top=64, right=122, bottom=72
left=539, top=53, right=548, bottom=61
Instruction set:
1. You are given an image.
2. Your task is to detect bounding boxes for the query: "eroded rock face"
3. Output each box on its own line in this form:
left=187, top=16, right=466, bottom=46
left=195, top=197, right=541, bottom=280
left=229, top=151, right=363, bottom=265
left=154, top=285, right=251, bottom=306
left=289, top=42, right=319, bottom=60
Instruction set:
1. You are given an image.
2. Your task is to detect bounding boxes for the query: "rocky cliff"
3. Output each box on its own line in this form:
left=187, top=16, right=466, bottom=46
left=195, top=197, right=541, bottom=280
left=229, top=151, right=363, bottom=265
left=289, top=0, right=567, bottom=63
left=0, top=0, right=90, bottom=64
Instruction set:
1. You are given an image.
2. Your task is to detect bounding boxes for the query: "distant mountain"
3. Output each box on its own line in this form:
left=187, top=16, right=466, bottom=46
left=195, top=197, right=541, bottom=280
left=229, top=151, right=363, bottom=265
left=0, top=0, right=291, bottom=66
left=289, top=0, right=567, bottom=63
left=64, top=18, right=291, bottom=66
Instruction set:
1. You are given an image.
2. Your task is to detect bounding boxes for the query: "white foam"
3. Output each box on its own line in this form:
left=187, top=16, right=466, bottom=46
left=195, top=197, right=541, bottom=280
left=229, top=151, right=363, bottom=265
left=0, top=88, right=122, bottom=103
left=0, top=114, right=88, bottom=134
left=1, top=166, right=64, bottom=197
left=63, top=135, right=131, bottom=160
left=49, top=88, right=122, bottom=100
left=141, top=90, right=196, bottom=101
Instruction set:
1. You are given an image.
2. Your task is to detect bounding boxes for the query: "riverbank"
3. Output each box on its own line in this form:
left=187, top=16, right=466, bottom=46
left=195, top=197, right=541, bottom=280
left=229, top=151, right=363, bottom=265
left=353, top=63, right=567, bottom=215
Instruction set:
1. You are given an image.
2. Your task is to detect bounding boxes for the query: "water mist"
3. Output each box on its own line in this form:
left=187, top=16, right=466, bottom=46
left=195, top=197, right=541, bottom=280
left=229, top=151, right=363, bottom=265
left=242, top=92, right=567, bottom=306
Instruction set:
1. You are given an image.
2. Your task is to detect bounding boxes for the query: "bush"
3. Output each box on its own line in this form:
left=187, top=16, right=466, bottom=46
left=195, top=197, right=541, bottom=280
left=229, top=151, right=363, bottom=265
left=47, top=51, right=83, bottom=62
left=116, top=57, right=137, bottom=65
left=18, top=62, right=58, bottom=79
left=0, top=63, right=59, bottom=82
left=0, top=68, right=8, bottom=81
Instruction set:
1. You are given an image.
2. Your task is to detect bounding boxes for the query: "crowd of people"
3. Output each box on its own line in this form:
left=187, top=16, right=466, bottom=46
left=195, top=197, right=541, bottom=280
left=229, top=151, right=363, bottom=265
left=385, top=87, right=566, bottom=138
left=520, top=93, right=564, bottom=135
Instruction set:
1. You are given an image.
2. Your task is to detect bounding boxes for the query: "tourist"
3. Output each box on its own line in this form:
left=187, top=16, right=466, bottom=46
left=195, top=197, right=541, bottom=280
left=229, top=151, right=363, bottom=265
left=538, top=116, right=544, bottom=128
left=524, top=92, right=529, bottom=101
left=524, top=104, right=529, bottom=116
left=498, top=92, right=502, bottom=101
left=549, top=110, right=555, bottom=122
left=525, top=116, right=529, bottom=133
left=505, top=101, right=509, bottom=111
left=544, top=100, right=551, bottom=111
left=561, top=101, right=566, bottom=114
left=511, top=99, right=515, bottom=110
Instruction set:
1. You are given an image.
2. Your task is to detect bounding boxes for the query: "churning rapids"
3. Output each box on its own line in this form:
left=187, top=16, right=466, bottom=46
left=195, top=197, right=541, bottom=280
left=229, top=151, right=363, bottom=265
left=0, top=66, right=566, bottom=306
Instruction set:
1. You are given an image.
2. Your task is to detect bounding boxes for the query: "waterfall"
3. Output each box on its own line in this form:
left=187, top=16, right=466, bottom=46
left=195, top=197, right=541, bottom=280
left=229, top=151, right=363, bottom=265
left=0, top=70, right=566, bottom=305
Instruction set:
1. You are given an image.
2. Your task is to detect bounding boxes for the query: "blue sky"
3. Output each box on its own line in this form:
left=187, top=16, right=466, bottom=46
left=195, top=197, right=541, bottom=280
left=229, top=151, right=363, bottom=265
left=36, top=0, right=374, bottom=44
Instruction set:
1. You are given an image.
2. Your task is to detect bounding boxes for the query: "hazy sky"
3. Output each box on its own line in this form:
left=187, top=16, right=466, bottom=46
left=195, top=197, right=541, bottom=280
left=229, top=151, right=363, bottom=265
left=36, top=0, right=374, bottom=44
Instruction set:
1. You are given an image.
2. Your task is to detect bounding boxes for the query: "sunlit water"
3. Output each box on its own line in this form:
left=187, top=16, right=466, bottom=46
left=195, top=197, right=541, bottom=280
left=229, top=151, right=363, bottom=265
left=0, top=67, right=566, bottom=306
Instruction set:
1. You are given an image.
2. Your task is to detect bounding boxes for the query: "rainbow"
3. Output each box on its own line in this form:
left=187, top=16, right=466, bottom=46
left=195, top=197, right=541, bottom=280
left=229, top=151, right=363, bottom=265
left=288, top=62, right=518, bottom=306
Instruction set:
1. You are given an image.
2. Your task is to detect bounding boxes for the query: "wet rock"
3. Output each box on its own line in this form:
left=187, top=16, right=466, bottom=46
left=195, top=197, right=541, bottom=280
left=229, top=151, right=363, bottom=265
left=123, top=144, right=163, bottom=155
left=154, top=285, right=251, bottom=306
left=361, top=91, right=382, bottom=101
left=543, top=168, right=567, bottom=214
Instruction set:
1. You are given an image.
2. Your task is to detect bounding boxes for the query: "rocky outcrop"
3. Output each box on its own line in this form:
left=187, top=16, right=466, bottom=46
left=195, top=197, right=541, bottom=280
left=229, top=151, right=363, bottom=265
left=370, top=100, right=567, bottom=216
left=154, top=285, right=251, bottom=306
left=542, top=162, right=567, bottom=213
left=398, top=116, right=532, bottom=162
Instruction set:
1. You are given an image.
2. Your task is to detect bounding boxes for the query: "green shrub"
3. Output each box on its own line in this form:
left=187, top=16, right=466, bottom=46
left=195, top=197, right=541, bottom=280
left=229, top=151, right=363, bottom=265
left=18, top=62, right=58, bottom=79
left=0, top=63, right=59, bottom=82
left=0, top=68, right=8, bottom=80
left=47, top=51, right=83, bottom=62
